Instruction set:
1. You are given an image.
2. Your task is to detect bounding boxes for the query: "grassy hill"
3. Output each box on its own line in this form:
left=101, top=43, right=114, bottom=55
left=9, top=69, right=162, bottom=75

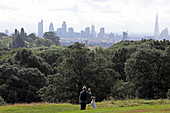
left=0, top=99, right=169, bottom=113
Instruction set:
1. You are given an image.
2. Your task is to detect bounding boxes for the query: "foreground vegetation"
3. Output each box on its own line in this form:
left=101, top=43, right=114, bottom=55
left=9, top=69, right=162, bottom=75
left=0, top=99, right=169, bottom=113
left=0, top=39, right=170, bottom=104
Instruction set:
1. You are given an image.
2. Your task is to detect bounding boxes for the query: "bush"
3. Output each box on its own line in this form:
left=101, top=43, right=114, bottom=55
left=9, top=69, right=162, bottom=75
left=167, top=89, right=170, bottom=99
left=0, top=96, right=6, bottom=105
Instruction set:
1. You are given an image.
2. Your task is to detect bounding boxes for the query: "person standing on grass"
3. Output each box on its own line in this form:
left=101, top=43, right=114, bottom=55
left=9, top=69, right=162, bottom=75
left=79, top=86, right=91, bottom=110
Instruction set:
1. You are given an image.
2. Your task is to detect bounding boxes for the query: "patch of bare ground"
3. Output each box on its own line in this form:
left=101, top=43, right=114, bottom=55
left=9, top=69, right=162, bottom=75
left=120, top=109, right=148, bottom=113
left=2, top=102, right=51, bottom=107
left=161, top=108, right=170, bottom=111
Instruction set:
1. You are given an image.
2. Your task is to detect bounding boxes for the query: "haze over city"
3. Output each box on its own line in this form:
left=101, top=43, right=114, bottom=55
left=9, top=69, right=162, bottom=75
left=1, top=0, right=170, bottom=35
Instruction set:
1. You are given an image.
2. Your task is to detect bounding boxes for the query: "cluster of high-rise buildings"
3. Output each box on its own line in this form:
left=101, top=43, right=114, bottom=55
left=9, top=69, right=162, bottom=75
left=37, top=14, right=170, bottom=42
left=122, top=14, right=170, bottom=41
left=38, top=20, right=115, bottom=39
left=2, top=14, right=170, bottom=47
left=154, top=14, right=170, bottom=40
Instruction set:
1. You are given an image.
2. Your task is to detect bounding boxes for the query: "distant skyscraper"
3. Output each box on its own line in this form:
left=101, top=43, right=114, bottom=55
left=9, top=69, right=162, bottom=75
left=98, top=27, right=105, bottom=39
left=109, top=32, right=114, bottom=39
left=85, top=27, right=90, bottom=38
left=81, top=30, right=85, bottom=38
left=38, top=20, right=43, bottom=38
left=62, top=21, right=67, bottom=38
left=159, top=28, right=169, bottom=40
left=49, top=22, right=54, bottom=32
left=68, top=27, right=74, bottom=38
left=56, top=28, right=62, bottom=37
left=122, top=31, right=128, bottom=40
left=91, top=25, right=96, bottom=38
left=5, top=29, right=8, bottom=36
left=62, top=21, right=67, bottom=32
left=154, top=14, right=159, bottom=38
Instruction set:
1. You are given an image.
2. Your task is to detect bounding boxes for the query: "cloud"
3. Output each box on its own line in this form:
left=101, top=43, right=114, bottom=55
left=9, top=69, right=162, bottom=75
left=1, top=0, right=170, bottom=34
left=50, top=5, right=80, bottom=13
left=90, top=0, right=108, bottom=2
left=101, top=10, right=122, bottom=14
left=0, top=4, right=16, bottom=10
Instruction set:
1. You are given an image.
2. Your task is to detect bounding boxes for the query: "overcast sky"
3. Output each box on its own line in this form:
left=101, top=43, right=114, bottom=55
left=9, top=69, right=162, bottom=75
left=0, top=0, right=170, bottom=35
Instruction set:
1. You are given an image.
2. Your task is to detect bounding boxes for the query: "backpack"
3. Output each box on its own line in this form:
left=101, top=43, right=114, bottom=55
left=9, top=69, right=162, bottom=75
left=80, top=91, right=87, bottom=101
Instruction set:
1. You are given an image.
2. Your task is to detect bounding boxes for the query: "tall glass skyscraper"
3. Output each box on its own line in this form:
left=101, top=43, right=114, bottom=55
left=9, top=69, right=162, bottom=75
left=91, top=25, right=96, bottom=38
left=62, top=21, right=67, bottom=38
left=49, top=22, right=54, bottom=32
left=154, top=14, right=159, bottom=38
left=38, top=20, right=43, bottom=38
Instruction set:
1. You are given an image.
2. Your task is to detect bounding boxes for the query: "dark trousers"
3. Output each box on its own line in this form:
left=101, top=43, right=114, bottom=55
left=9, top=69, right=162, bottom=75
left=81, top=103, right=87, bottom=110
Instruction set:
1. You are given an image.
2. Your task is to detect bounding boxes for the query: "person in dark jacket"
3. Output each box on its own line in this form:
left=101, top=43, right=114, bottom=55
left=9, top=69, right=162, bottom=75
left=79, top=86, right=91, bottom=110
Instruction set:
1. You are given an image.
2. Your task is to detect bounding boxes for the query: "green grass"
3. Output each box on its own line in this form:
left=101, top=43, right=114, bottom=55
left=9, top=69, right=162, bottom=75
left=0, top=100, right=169, bottom=113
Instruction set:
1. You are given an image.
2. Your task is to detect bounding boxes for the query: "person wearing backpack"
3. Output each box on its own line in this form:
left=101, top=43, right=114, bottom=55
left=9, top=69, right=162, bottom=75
left=79, top=86, right=91, bottom=110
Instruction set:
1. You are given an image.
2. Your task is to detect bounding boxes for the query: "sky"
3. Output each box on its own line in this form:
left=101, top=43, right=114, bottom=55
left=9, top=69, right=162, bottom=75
left=0, top=0, right=170, bottom=35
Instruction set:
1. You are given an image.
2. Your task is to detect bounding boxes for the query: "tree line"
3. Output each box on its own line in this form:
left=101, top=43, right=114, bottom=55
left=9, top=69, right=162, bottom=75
left=0, top=28, right=60, bottom=48
left=0, top=39, right=169, bottom=104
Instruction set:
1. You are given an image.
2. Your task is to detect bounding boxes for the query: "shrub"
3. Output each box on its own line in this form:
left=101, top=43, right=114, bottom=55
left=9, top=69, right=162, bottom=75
left=0, top=96, right=6, bottom=105
left=167, top=89, right=170, bottom=99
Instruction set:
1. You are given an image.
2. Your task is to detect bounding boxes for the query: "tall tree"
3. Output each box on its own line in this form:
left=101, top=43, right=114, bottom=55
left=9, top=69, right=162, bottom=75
left=125, top=48, right=169, bottom=99
left=43, top=32, right=60, bottom=46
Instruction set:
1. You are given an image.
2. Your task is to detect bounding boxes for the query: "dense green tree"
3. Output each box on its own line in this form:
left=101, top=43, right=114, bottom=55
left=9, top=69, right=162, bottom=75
left=12, top=35, right=25, bottom=48
left=87, top=51, right=119, bottom=101
left=43, top=39, right=54, bottom=47
left=43, top=32, right=60, bottom=46
left=0, top=63, right=46, bottom=103
left=110, top=47, right=136, bottom=81
left=0, top=39, right=170, bottom=104
left=111, top=80, right=134, bottom=99
left=17, top=68, right=46, bottom=102
left=0, top=36, right=12, bottom=48
left=34, top=38, right=44, bottom=47
left=0, top=40, right=7, bottom=48
left=14, top=49, right=53, bottom=75
left=38, top=42, right=119, bottom=103
left=37, top=49, right=64, bottom=67
left=0, top=63, right=19, bottom=103
left=38, top=73, right=67, bottom=102
left=125, top=48, right=169, bottom=99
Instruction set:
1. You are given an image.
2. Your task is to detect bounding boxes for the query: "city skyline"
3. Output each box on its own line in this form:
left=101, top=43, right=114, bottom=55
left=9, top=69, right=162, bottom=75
left=1, top=0, right=170, bottom=35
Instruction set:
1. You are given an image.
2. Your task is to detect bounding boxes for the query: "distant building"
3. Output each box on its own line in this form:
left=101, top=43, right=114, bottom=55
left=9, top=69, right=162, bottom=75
left=98, top=27, right=105, bottom=39
left=62, top=21, right=67, bottom=38
left=109, top=32, right=114, bottom=39
left=91, top=25, right=96, bottom=38
left=154, top=14, right=159, bottom=38
left=5, top=29, right=8, bottom=36
left=38, top=20, right=43, bottom=38
left=159, top=28, right=169, bottom=40
left=62, top=21, right=67, bottom=32
left=49, top=22, right=54, bottom=32
left=122, top=31, right=128, bottom=40
left=81, top=30, right=85, bottom=38
left=56, top=28, right=62, bottom=37
left=85, top=27, right=90, bottom=38
left=68, top=27, right=74, bottom=38
left=75, top=32, right=80, bottom=38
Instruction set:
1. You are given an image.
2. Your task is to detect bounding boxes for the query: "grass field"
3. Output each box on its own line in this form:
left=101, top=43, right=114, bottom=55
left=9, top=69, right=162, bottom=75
left=0, top=99, right=169, bottom=113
